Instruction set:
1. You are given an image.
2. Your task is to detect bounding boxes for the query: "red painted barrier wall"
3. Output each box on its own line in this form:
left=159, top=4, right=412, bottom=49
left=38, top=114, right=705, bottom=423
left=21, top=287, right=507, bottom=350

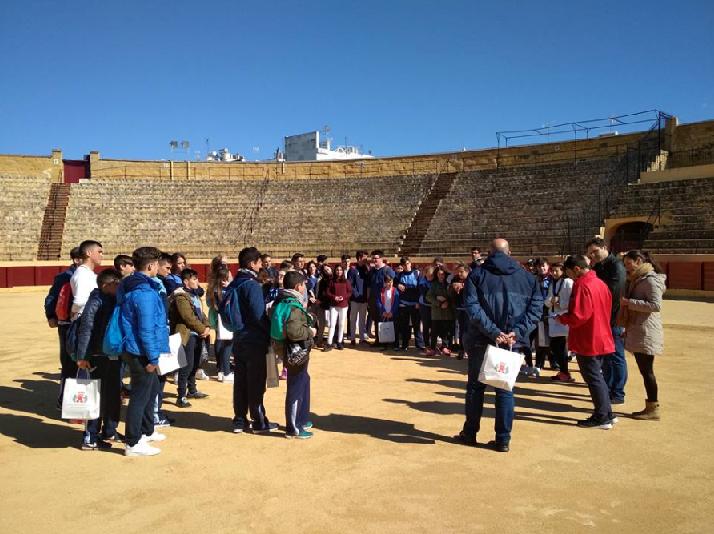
left=1, top=261, right=713, bottom=292
left=668, top=262, right=703, bottom=290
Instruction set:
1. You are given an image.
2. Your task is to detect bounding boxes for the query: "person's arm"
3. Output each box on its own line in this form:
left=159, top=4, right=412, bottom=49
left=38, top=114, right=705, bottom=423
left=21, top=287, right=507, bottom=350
left=626, top=278, right=662, bottom=313
left=558, top=285, right=593, bottom=328
left=426, top=284, right=437, bottom=306
left=512, top=280, right=544, bottom=341
left=245, top=282, right=270, bottom=335
left=75, top=296, right=100, bottom=360
left=136, top=292, right=161, bottom=366
left=463, top=276, right=501, bottom=342
left=176, top=294, right=209, bottom=334
left=286, top=308, right=312, bottom=342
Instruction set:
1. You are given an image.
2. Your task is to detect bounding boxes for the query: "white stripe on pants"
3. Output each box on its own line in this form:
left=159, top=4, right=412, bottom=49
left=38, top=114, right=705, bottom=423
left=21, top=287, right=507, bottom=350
left=328, top=306, right=348, bottom=345
left=349, top=301, right=368, bottom=341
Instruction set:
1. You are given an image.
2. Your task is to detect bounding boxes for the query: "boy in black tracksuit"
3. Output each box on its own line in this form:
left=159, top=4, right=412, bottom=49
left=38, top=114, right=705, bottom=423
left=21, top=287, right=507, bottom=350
left=75, top=269, right=123, bottom=450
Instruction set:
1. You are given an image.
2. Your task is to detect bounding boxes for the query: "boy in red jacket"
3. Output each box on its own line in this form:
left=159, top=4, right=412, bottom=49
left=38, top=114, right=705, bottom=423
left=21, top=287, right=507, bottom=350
left=559, top=255, right=615, bottom=429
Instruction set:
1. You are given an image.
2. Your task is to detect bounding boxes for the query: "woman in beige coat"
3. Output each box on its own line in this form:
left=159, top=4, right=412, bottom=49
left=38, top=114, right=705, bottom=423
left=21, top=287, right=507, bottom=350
left=620, top=250, right=666, bottom=420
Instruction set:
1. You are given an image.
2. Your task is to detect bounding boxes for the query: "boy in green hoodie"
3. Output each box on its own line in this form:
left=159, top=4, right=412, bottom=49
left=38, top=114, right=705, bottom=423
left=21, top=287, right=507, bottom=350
left=270, top=271, right=316, bottom=439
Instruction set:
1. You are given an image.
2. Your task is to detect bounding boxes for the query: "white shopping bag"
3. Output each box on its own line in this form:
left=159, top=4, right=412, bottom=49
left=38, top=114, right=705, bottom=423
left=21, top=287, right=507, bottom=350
left=62, top=371, right=101, bottom=420
left=378, top=321, right=396, bottom=344
left=157, top=333, right=188, bottom=376
left=478, top=345, right=524, bottom=391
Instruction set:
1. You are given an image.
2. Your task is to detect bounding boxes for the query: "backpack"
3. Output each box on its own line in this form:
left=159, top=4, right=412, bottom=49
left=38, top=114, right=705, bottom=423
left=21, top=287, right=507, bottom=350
left=218, top=278, right=251, bottom=333
left=55, top=282, right=73, bottom=321
left=102, top=306, right=125, bottom=357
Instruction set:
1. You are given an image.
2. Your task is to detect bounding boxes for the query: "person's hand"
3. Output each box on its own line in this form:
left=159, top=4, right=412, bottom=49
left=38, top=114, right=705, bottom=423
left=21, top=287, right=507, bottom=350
left=310, top=327, right=317, bottom=337
left=620, top=297, right=629, bottom=307
left=48, top=318, right=58, bottom=328
left=77, top=359, right=91, bottom=369
left=495, top=332, right=509, bottom=345
left=309, top=297, right=316, bottom=304
left=552, top=296, right=560, bottom=306
left=440, top=302, right=449, bottom=309
left=436, top=296, right=446, bottom=303
left=336, top=296, right=343, bottom=302
left=201, top=327, right=211, bottom=338
left=145, top=363, right=156, bottom=373
left=415, top=303, right=420, bottom=310
left=506, top=332, right=516, bottom=345
left=397, top=284, right=406, bottom=292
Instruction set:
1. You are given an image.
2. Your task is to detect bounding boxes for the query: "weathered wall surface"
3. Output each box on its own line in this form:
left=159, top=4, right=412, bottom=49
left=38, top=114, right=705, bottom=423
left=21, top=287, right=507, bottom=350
left=0, top=151, right=63, bottom=181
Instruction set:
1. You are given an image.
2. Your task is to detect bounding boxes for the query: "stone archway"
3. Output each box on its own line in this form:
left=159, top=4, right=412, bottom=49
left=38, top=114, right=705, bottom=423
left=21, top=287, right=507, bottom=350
left=609, top=221, right=653, bottom=253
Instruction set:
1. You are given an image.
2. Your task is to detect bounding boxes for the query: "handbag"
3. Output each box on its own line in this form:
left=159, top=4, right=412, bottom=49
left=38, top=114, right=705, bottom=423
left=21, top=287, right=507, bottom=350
left=378, top=321, right=396, bottom=344
left=266, top=343, right=280, bottom=388
left=61, top=369, right=101, bottom=420
left=478, top=344, right=524, bottom=391
left=157, top=333, right=188, bottom=375
left=286, top=340, right=310, bottom=367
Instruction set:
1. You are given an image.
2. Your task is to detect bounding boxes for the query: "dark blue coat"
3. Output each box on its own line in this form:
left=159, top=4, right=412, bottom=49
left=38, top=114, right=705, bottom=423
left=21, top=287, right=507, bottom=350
left=227, top=270, right=270, bottom=352
left=76, top=288, right=116, bottom=359
left=118, top=272, right=170, bottom=364
left=44, top=265, right=76, bottom=320
left=463, top=252, right=543, bottom=347
left=368, top=266, right=395, bottom=300
left=347, top=265, right=368, bottom=303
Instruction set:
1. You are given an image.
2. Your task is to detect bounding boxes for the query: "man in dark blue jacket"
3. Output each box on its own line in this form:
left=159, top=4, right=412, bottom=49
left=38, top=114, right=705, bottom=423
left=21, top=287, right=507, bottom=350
left=395, top=257, right=423, bottom=350
left=459, top=239, right=543, bottom=452
left=347, top=250, right=369, bottom=344
left=118, top=247, right=170, bottom=457
left=229, top=246, right=277, bottom=434
left=367, top=250, right=395, bottom=345
left=44, top=246, right=82, bottom=408
left=75, top=268, right=122, bottom=449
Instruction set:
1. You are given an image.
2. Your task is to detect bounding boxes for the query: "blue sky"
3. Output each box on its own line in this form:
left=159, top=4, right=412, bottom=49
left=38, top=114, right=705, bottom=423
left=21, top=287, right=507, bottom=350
left=1, top=0, right=712, bottom=160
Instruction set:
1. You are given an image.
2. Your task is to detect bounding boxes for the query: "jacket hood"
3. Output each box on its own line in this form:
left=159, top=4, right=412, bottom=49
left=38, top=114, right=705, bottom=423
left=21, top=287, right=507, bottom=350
left=120, top=272, right=161, bottom=297
left=482, top=251, right=521, bottom=276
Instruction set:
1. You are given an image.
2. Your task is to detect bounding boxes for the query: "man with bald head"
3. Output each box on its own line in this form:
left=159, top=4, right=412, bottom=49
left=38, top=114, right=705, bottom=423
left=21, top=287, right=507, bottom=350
left=458, top=238, right=543, bottom=452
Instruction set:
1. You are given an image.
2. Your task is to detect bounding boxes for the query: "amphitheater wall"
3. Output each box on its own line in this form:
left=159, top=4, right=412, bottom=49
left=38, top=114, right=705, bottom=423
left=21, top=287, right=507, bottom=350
left=0, top=151, right=63, bottom=181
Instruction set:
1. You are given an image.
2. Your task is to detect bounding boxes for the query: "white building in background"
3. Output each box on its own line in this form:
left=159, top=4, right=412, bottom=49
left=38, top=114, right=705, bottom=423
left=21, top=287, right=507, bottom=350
left=206, top=148, right=245, bottom=162
left=284, top=131, right=374, bottom=161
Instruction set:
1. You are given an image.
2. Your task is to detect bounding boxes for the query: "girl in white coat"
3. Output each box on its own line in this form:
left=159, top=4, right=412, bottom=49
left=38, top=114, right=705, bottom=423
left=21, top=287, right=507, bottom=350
left=545, top=263, right=574, bottom=382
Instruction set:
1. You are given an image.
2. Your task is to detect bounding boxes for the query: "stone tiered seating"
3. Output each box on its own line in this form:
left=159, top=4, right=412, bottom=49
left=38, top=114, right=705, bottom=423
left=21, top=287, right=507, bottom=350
left=61, top=175, right=434, bottom=259
left=0, top=174, right=52, bottom=260
left=609, top=177, right=714, bottom=254
left=415, top=157, right=625, bottom=257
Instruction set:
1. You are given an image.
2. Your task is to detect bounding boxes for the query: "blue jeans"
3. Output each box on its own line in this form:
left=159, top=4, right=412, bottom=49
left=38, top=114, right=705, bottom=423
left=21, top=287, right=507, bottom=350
left=285, top=363, right=311, bottom=434
left=122, top=354, right=160, bottom=447
left=215, top=339, right=232, bottom=375
left=462, top=343, right=514, bottom=444
left=602, top=326, right=628, bottom=401
left=398, top=304, right=424, bottom=349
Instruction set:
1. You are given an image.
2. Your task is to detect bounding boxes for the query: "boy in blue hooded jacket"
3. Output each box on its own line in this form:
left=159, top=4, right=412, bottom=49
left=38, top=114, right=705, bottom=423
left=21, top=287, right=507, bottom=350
left=118, top=247, right=170, bottom=457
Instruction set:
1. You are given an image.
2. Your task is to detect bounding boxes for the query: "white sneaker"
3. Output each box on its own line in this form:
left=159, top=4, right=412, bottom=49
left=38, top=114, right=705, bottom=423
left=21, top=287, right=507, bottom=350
left=125, top=441, right=161, bottom=457
left=223, top=372, right=234, bottom=383
left=530, top=367, right=541, bottom=377
left=141, top=431, right=167, bottom=443
left=196, top=369, right=210, bottom=381
left=217, top=372, right=224, bottom=382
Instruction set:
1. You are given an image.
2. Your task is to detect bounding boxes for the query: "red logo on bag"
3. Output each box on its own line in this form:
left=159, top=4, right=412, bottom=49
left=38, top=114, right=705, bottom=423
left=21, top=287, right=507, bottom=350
left=496, top=361, right=508, bottom=374
left=73, top=392, right=87, bottom=404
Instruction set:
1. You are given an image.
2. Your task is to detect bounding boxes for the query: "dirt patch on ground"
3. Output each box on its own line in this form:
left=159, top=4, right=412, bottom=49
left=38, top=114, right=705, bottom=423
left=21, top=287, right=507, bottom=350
left=0, top=292, right=712, bottom=533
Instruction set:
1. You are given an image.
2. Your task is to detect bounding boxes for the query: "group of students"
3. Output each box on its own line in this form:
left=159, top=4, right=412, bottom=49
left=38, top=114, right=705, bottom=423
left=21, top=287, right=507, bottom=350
left=44, top=236, right=665, bottom=456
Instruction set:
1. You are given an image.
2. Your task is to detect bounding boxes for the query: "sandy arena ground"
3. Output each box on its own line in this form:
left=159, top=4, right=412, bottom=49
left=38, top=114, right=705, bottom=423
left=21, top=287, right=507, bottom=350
left=0, top=290, right=712, bottom=533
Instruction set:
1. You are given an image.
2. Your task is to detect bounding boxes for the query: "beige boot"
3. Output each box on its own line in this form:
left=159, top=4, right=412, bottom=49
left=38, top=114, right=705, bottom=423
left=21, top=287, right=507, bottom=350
left=632, top=401, right=660, bottom=420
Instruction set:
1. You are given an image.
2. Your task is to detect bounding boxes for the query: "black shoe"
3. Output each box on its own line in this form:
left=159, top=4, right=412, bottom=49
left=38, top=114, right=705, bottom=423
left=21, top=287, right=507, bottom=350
left=488, top=440, right=510, bottom=453
left=187, top=390, right=208, bottom=399
left=457, top=352, right=464, bottom=360
left=454, top=431, right=477, bottom=447
left=232, top=422, right=251, bottom=434
left=336, top=343, right=344, bottom=350
left=350, top=339, right=356, bottom=346
left=252, top=422, right=279, bottom=434
left=176, top=397, right=192, bottom=408
left=610, top=397, right=625, bottom=405
left=81, top=439, right=112, bottom=451
left=323, top=345, right=333, bottom=352
left=101, top=432, right=124, bottom=443
left=577, top=416, right=613, bottom=429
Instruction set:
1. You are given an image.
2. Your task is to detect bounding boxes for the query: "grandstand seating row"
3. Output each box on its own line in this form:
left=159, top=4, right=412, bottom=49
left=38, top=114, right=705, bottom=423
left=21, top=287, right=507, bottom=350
left=0, top=174, right=52, bottom=260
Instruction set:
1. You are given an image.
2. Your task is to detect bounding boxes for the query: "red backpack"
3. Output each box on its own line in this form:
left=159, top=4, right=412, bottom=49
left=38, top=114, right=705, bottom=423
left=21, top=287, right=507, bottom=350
left=55, top=282, right=73, bottom=321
